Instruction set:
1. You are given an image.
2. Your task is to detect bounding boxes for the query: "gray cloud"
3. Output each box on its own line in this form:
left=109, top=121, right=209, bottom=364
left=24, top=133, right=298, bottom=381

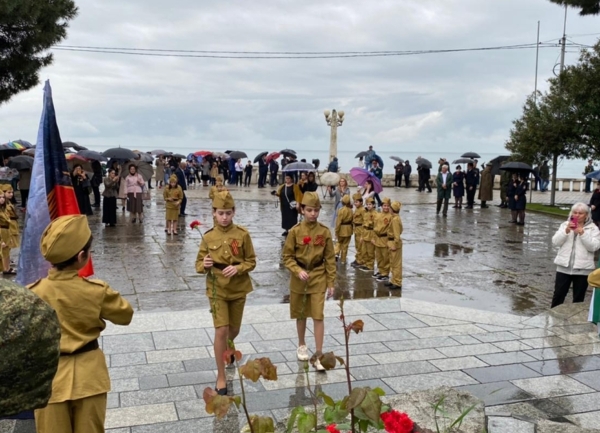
left=1, top=0, right=598, bottom=158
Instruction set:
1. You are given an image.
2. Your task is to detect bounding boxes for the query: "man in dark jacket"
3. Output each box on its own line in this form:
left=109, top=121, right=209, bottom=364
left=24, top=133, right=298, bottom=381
left=403, top=161, right=412, bottom=188
left=175, top=162, right=188, bottom=215
left=258, top=156, right=268, bottom=188
left=465, top=162, right=478, bottom=209
left=394, top=162, right=404, bottom=187
left=328, top=157, right=339, bottom=173
left=540, top=161, right=550, bottom=192
left=269, top=159, right=279, bottom=187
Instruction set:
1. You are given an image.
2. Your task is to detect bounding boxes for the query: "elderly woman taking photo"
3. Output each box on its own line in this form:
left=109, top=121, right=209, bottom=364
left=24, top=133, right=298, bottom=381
left=126, top=164, right=146, bottom=223
left=551, top=202, right=600, bottom=308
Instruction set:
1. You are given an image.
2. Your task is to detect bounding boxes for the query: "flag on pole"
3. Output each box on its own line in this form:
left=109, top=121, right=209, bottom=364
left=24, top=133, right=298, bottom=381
left=16, top=81, right=93, bottom=285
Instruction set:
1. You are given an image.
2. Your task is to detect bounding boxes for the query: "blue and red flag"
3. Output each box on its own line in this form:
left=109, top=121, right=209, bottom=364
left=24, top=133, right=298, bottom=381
left=17, top=81, right=94, bottom=285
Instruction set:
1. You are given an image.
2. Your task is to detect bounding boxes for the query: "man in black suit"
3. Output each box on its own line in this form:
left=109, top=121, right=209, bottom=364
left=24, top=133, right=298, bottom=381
left=465, top=162, right=477, bottom=209
left=175, top=162, right=188, bottom=215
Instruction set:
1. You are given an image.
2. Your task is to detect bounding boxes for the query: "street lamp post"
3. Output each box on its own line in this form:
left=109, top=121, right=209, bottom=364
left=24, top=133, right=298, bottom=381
left=324, top=109, right=344, bottom=163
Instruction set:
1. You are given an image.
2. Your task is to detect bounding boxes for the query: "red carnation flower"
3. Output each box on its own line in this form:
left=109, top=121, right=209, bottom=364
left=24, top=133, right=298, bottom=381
left=381, top=410, right=414, bottom=433
left=325, top=424, right=341, bottom=433
left=190, top=220, right=202, bottom=230
left=303, top=236, right=312, bottom=245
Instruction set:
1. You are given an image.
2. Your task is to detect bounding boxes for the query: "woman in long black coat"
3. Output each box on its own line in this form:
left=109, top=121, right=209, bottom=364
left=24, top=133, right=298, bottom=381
left=275, top=173, right=302, bottom=236
left=514, top=174, right=528, bottom=225
left=452, top=165, right=465, bottom=208
left=507, top=173, right=518, bottom=223
left=71, top=164, right=93, bottom=216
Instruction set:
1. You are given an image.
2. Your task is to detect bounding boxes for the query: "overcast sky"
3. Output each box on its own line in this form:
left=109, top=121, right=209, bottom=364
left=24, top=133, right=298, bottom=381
left=1, top=0, right=598, bottom=156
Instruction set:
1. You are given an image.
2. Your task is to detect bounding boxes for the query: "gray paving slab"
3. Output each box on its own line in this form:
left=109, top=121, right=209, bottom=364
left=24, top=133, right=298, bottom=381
left=511, top=376, right=595, bottom=398
left=139, top=375, right=169, bottom=390
left=524, top=355, right=600, bottom=376
left=119, top=386, right=198, bottom=407
left=152, top=329, right=211, bottom=350
left=351, top=360, right=439, bottom=381
left=103, top=334, right=156, bottom=355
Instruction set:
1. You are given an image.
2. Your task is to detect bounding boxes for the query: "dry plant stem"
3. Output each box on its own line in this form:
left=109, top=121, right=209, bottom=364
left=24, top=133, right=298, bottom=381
left=304, top=363, right=319, bottom=432
left=340, top=300, right=356, bottom=433
left=237, top=362, right=254, bottom=433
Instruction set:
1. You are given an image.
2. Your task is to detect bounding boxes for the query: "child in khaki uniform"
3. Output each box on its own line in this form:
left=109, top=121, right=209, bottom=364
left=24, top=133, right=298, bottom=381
left=29, top=215, right=133, bottom=433
left=384, top=201, right=403, bottom=290
left=351, top=193, right=365, bottom=268
left=0, top=189, right=14, bottom=275
left=282, top=192, right=336, bottom=371
left=372, top=197, right=392, bottom=282
left=335, top=195, right=353, bottom=265
left=163, top=175, right=183, bottom=235
left=195, top=191, right=256, bottom=395
left=358, top=197, right=376, bottom=272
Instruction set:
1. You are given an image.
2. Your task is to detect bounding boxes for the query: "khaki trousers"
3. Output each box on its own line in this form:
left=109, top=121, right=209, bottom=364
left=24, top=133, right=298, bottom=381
left=353, top=227, right=364, bottom=264
left=362, top=238, right=375, bottom=270
left=337, top=236, right=351, bottom=264
left=35, top=393, right=107, bottom=433
left=375, top=246, right=390, bottom=276
left=389, top=245, right=403, bottom=287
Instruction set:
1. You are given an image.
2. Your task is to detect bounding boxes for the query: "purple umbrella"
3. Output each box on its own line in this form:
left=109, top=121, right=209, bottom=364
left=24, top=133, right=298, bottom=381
left=350, top=167, right=383, bottom=193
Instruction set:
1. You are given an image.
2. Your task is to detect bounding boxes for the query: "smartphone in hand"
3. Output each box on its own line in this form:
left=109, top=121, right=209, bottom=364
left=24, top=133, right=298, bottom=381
left=570, top=216, right=578, bottom=228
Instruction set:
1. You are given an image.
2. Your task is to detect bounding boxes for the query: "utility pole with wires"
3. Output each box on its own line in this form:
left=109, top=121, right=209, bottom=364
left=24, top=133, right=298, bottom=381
left=550, top=5, right=568, bottom=207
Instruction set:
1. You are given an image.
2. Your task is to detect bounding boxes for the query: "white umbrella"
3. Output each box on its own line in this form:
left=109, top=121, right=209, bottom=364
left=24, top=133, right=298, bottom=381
left=320, top=172, right=340, bottom=186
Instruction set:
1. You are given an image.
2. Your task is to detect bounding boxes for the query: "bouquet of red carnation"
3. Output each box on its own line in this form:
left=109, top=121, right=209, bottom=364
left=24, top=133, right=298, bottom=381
left=381, top=410, right=414, bottom=433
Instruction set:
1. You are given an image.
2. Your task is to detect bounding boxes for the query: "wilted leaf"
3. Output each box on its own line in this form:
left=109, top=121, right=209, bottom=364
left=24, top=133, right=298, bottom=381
left=350, top=319, right=364, bottom=334
left=317, top=391, right=335, bottom=407
left=360, top=389, right=382, bottom=423
left=240, top=360, right=261, bottom=382
left=347, top=387, right=367, bottom=410
left=250, top=415, right=275, bottom=433
left=297, top=413, right=316, bottom=433
left=202, top=387, right=217, bottom=404
left=205, top=394, right=232, bottom=419
left=372, top=387, right=386, bottom=397
left=335, top=356, right=346, bottom=366
left=234, top=350, right=243, bottom=362
left=258, top=357, right=278, bottom=381
left=319, top=352, right=338, bottom=370
left=232, top=395, right=241, bottom=409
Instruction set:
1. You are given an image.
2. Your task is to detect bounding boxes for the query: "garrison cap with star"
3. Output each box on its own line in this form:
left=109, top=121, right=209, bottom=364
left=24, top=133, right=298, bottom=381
left=213, top=190, right=235, bottom=209
left=301, top=191, right=321, bottom=208
left=40, top=215, right=92, bottom=264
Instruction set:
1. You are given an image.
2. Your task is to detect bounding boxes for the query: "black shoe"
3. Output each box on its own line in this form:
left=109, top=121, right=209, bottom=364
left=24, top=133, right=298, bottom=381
left=282, top=231, right=288, bottom=237
left=481, top=205, right=489, bottom=209
left=509, top=220, right=517, bottom=223
left=216, top=386, right=227, bottom=396
left=389, top=285, right=402, bottom=290
left=376, top=275, right=389, bottom=282
left=465, top=206, right=473, bottom=209
left=384, top=281, right=393, bottom=287
left=516, top=222, right=525, bottom=226
left=371, top=273, right=380, bottom=279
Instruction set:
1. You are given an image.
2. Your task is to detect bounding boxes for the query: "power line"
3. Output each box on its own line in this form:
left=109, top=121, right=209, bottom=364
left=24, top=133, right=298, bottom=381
left=52, top=42, right=560, bottom=59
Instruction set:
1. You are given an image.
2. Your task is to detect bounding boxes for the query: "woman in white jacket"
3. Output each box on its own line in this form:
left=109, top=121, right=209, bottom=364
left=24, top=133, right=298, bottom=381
left=552, top=202, right=600, bottom=308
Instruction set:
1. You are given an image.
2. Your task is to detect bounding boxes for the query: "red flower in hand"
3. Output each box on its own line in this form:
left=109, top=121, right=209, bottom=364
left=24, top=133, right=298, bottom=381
left=303, top=236, right=312, bottom=245
left=190, top=220, right=202, bottom=230
left=325, top=424, right=341, bottom=433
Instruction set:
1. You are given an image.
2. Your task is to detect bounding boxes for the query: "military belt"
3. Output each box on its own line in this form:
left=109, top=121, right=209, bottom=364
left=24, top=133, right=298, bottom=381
left=378, top=234, right=387, bottom=237
left=61, top=339, right=99, bottom=357
left=341, top=222, right=352, bottom=225
left=387, top=237, right=395, bottom=240
left=353, top=223, right=362, bottom=226
left=296, top=259, right=323, bottom=270
left=0, top=225, right=8, bottom=229
left=9, top=217, right=17, bottom=220
left=212, top=262, right=241, bottom=270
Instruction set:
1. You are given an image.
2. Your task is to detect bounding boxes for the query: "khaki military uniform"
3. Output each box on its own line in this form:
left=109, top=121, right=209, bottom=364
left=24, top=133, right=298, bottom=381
left=353, top=204, right=365, bottom=265
left=387, top=212, right=403, bottom=287
left=362, top=208, right=377, bottom=270
left=283, top=220, right=336, bottom=320
left=195, top=224, right=256, bottom=328
left=29, top=269, right=133, bottom=433
left=208, top=184, right=228, bottom=200
left=335, top=205, right=353, bottom=264
left=0, top=205, right=10, bottom=259
left=7, top=201, right=19, bottom=248
left=373, top=211, right=392, bottom=276
left=163, top=185, right=183, bottom=221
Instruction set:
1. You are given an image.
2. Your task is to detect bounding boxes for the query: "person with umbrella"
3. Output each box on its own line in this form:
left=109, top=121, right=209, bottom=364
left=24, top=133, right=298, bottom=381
left=91, top=160, right=103, bottom=209
left=273, top=173, right=302, bottom=236
left=155, top=156, right=165, bottom=189
left=269, top=157, right=279, bottom=187
left=514, top=173, right=528, bottom=225
left=584, top=159, right=595, bottom=193
left=498, top=162, right=511, bottom=208
left=258, top=154, right=268, bottom=188
left=452, top=165, right=465, bottom=209
left=125, top=164, right=145, bottom=223
left=417, top=160, right=432, bottom=193
left=369, top=160, right=383, bottom=207
left=174, top=162, right=188, bottom=216
left=403, top=160, right=412, bottom=188
left=364, top=145, right=376, bottom=166
left=465, top=162, right=478, bottom=209
left=436, top=165, right=453, bottom=217
left=394, top=161, right=404, bottom=188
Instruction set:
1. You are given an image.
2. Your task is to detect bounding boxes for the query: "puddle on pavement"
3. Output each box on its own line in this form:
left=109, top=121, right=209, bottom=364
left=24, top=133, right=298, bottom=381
left=404, top=242, right=474, bottom=258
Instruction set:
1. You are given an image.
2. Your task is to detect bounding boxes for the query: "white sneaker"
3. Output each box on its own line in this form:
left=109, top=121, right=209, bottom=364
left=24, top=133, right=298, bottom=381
left=296, top=345, right=309, bottom=361
left=314, top=357, right=326, bottom=371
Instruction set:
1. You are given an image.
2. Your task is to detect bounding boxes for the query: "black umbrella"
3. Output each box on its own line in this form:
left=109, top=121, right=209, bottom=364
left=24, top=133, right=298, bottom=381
left=280, top=149, right=297, bottom=158
left=102, top=147, right=137, bottom=160
left=500, top=162, right=533, bottom=173
left=171, top=153, right=186, bottom=159
left=62, top=141, right=88, bottom=151
left=390, top=156, right=405, bottom=163
left=229, top=151, right=248, bottom=160
left=461, top=152, right=481, bottom=159
left=0, top=145, right=21, bottom=157
left=355, top=151, right=368, bottom=158
left=149, top=149, right=170, bottom=156
left=489, top=155, right=511, bottom=176
left=254, top=151, right=268, bottom=163
left=416, top=158, right=433, bottom=169
left=282, top=162, right=315, bottom=172
left=76, top=150, right=108, bottom=162
left=7, top=155, right=34, bottom=170
left=133, top=151, right=154, bottom=163
left=452, top=158, right=475, bottom=164
left=225, top=150, right=233, bottom=154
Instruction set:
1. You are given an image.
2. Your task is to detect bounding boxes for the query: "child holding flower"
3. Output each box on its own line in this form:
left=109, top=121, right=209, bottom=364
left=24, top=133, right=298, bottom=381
left=282, top=192, right=336, bottom=370
left=194, top=191, right=256, bottom=395
left=163, top=175, right=183, bottom=235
